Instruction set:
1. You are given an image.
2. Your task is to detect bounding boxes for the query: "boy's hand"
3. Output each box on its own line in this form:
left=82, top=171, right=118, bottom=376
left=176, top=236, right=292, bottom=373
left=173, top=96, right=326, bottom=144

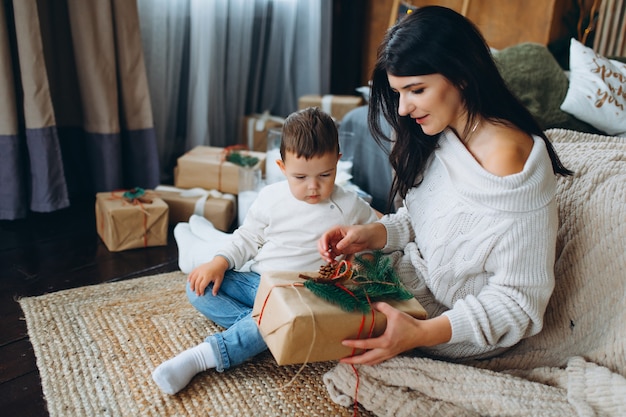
left=188, top=257, right=229, bottom=296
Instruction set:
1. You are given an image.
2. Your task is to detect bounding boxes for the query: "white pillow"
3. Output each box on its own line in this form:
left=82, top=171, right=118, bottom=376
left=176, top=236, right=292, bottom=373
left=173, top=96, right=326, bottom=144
left=560, top=38, right=626, bottom=136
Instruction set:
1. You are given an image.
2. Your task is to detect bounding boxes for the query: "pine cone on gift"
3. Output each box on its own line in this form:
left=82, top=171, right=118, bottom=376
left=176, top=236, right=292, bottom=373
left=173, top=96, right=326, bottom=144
left=319, top=263, right=335, bottom=280
left=299, top=260, right=353, bottom=284
left=302, top=251, right=415, bottom=313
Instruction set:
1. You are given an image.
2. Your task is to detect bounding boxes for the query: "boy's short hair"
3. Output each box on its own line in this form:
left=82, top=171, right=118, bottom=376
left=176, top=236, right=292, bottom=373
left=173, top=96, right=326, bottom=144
left=280, top=107, right=339, bottom=160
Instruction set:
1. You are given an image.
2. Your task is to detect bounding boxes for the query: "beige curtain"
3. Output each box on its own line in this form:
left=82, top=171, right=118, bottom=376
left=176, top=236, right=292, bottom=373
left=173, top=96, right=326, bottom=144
left=0, top=0, right=159, bottom=220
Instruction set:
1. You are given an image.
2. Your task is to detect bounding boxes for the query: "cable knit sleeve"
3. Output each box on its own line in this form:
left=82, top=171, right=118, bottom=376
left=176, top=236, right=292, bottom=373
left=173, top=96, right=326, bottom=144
left=440, top=206, right=557, bottom=355
left=379, top=205, right=416, bottom=252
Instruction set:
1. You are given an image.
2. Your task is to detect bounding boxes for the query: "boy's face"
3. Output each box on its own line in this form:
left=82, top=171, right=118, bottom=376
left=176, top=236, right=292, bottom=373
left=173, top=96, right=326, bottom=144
left=276, top=151, right=339, bottom=204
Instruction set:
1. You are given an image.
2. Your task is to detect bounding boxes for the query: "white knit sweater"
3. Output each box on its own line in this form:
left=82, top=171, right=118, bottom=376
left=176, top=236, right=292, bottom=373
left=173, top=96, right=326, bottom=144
left=217, top=181, right=379, bottom=274
left=380, top=129, right=558, bottom=359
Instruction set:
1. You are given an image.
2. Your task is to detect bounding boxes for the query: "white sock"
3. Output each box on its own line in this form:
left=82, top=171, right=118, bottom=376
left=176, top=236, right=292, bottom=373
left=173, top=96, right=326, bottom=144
left=152, top=342, right=217, bottom=395
left=174, top=222, right=233, bottom=273
left=189, top=215, right=231, bottom=241
left=174, top=223, right=202, bottom=273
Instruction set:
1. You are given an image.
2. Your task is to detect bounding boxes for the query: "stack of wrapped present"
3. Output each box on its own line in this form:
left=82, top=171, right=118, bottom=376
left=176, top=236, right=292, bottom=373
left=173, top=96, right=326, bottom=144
left=172, top=145, right=267, bottom=229
left=95, top=146, right=267, bottom=252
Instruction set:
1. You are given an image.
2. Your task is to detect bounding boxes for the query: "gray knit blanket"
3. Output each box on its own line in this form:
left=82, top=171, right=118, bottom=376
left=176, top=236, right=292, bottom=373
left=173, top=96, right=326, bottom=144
left=323, top=129, right=626, bottom=417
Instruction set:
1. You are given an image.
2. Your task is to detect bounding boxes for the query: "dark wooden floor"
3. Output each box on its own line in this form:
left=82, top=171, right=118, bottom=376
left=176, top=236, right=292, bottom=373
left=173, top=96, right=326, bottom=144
left=0, top=196, right=180, bottom=416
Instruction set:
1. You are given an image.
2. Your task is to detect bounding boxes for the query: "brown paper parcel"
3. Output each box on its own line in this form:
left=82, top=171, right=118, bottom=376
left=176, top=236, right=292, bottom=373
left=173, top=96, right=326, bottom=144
left=298, top=94, right=364, bottom=121
left=174, top=146, right=266, bottom=194
left=154, top=186, right=236, bottom=231
left=252, top=271, right=428, bottom=366
left=95, top=191, right=169, bottom=252
left=242, top=112, right=284, bottom=152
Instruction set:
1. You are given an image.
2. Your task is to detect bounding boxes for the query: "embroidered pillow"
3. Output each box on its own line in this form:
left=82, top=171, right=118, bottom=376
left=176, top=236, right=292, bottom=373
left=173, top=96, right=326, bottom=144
left=560, top=38, right=626, bottom=136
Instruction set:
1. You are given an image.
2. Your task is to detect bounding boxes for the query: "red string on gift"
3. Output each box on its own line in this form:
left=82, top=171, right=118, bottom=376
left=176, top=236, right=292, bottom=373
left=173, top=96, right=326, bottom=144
left=108, top=189, right=153, bottom=247
left=335, top=283, right=375, bottom=417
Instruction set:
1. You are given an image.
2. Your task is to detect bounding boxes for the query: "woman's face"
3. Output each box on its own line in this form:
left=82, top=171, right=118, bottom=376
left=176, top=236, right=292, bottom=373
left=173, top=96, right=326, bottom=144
left=387, top=73, right=466, bottom=136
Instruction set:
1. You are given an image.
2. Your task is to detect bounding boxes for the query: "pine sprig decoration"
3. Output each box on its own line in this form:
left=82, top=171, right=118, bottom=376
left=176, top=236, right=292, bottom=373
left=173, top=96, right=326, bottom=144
left=226, top=151, right=259, bottom=168
left=305, top=283, right=369, bottom=313
left=303, top=251, right=414, bottom=313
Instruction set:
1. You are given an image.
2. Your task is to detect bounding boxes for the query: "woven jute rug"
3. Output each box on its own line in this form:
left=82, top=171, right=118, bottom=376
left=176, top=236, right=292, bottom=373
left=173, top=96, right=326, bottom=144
left=19, top=271, right=371, bottom=417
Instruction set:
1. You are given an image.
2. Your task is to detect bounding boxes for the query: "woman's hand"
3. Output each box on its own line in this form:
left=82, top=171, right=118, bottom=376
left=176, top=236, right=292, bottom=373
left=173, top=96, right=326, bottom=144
left=188, top=256, right=229, bottom=296
left=339, top=302, right=452, bottom=365
left=318, top=223, right=387, bottom=263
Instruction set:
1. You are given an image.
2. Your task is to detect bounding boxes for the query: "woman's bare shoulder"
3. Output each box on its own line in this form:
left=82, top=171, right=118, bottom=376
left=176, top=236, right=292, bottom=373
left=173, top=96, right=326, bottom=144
left=474, top=124, right=534, bottom=177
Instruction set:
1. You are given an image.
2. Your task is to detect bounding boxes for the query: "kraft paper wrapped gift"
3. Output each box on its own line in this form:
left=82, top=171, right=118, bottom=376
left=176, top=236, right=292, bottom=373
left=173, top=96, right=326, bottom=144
left=95, top=190, right=169, bottom=252
left=242, top=111, right=284, bottom=152
left=174, top=146, right=266, bottom=195
left=252, top=271, right=428, bottom=365
left=298, top=94, right=364, bottom=121
left=154, top=185, right=236, bottom=231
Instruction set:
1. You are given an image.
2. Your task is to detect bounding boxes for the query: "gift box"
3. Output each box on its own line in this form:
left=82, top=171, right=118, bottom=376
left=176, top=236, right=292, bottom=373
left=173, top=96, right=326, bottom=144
left=252, top=271, right=428, bottom=365
left=174, top=146, right=266, bottom=195
left=242, top=111, right=284, bottom=152
left=154, top=185, right=236, bottom=231
left=298, top=95, right=364, bottom=121
left=95, top=190, right=169, bottom=252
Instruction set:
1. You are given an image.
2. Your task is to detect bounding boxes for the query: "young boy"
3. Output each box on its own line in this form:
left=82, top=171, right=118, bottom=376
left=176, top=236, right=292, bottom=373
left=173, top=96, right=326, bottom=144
left=152, top=107, right=379, bottom=394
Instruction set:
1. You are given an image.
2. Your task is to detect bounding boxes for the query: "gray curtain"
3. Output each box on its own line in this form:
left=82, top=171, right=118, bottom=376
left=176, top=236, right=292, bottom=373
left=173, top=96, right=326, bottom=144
left=0, top=0, right=160, bottom=220
left=137, top=0, right=332, bottom=183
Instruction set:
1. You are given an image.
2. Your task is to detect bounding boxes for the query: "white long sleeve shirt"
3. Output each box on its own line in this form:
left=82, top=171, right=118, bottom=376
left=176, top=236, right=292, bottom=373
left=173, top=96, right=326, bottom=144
left=217, top=181, right=379, bottom=274
left=380, top=129, right=558, bottom=359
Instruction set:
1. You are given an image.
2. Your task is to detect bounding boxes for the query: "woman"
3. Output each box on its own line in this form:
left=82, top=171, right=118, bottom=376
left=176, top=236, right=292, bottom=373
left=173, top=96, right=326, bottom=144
left=318, top=6, right=572, bottom=365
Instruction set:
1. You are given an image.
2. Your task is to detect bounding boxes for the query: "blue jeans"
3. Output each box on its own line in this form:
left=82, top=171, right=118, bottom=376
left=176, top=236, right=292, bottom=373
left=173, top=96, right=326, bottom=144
left=186, top=269, right=267, bottom=371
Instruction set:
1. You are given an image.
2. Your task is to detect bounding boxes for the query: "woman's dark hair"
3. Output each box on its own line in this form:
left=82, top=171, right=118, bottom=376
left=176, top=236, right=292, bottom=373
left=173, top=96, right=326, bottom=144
left=281, top=106, right=339, bottom=160
left=368, top=6, right=572, bottom=203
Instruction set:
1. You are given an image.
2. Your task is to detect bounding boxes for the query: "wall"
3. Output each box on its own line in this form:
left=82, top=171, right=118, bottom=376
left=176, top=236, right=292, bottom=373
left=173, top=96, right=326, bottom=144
left=359, top=0, right=597, bottom=85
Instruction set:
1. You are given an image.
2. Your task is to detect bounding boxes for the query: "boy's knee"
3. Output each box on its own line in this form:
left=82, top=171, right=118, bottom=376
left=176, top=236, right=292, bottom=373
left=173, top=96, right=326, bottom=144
left=186, top=281, right=201, bottom=304
left=186, top=281, right=216, bottom=307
